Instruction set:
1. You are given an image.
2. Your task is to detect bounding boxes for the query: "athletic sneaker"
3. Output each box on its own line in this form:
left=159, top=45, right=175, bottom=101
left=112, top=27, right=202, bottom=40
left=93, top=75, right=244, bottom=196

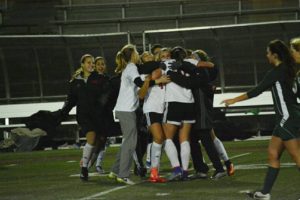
left=192, top=171, right=208, bottom=179
left=116, top=177, right=135, bottom=185
left=252, top=191, right=271, bottom=200
left=181, top=170, right=189, bottom=181
left=96, top=165, right=105, bottom=174
left=107, top=172, right=118, bottom=180
left=211, top=170, right=227, bottom=180
left=80, top=167, right=88, bottom=181
left=225, top=161, right=235, bottom=176
left=148, top=168, right=167, bottom=183
left=134, top=165, right=147, bottom=177
left=168, top=166, right=182, bottom=181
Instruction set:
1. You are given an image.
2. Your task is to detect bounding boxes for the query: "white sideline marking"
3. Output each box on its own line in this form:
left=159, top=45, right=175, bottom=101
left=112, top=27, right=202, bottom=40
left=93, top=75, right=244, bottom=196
left=78, top=185, right=129, bottom=200
left=230, top=152, right=252, bottom=160
left=207, top=153, right=250, bottom=166
left=5, top=164, right=17, bottom=167
left=235, top=162, right=295, bottom=170
left=156, top=193, right=170, bottom=196
left=239, top=190, right=251, bottom=194
left=67, top=160, right=76, bottom=163
left=70, top=172, right=108, bottom=177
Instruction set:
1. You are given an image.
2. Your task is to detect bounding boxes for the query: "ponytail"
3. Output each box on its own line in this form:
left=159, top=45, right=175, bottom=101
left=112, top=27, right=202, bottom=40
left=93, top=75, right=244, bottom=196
left=268, top=39, right=296, bottom=85
left=115, top=51, right=127, bottom=74
left=114, top=44, right=137, bottom=73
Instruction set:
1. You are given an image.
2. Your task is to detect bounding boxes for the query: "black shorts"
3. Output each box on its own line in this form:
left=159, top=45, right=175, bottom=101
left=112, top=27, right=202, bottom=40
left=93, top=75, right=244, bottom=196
left=163, top=102, right=196, bottom=125
left=78, top=115, right=105, bottom=136
left=145, top=112, right=163, bottom=126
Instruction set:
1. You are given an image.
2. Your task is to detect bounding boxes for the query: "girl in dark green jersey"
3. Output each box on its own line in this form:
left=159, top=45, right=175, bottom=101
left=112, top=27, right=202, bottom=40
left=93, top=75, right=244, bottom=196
left=222, top=39, right=300, bottom=200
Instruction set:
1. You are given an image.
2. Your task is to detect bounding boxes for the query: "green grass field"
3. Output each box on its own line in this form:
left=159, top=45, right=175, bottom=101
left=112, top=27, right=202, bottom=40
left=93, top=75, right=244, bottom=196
left=0, top=140, right=299, bottom=200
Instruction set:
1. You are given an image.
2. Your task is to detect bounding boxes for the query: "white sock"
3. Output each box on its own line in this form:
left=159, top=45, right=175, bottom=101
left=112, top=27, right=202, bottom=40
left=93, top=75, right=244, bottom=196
left=96, top=149, right=106, bottom=167
left=214, top=137, right=229, bottom=161
left=146, top=143, right=152, bottom=163
left=82, top=143, right=94, bottom=168
left=180, top=141, right=190, bottom=171
left=164, top=139, right=180, bottom=168
left=151, top=142, right=162, bottom=168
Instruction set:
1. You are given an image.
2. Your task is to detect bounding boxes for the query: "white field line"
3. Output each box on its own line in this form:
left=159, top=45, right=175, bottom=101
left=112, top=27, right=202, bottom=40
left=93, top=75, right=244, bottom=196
left=70, top=172, right=108, bottom=177
left=235, top=162, right=295, bottom=170
left=78, top=180, right=146, bottom=200
left=230, top=152, right=252, bottom=160
left=78, top=185, right=129, bottom=200
left=207, top=152, right=251, bottom=166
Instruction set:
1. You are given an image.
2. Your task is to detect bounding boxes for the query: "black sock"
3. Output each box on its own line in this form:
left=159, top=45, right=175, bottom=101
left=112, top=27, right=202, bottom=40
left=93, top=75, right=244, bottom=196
left=261, top=166, right=279, bottom=194
left=224, top=160, right=232, bottom=168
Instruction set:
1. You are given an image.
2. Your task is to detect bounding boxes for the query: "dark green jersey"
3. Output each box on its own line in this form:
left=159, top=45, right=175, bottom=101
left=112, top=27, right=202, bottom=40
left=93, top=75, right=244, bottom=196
left=247, top=63, right=300, bottom=124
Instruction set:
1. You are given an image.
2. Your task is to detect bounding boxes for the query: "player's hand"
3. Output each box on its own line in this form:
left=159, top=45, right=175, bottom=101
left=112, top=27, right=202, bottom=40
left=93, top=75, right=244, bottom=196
left=155, top=75, right=170, bottom=84
left=220, top=99, right=236, bottom=107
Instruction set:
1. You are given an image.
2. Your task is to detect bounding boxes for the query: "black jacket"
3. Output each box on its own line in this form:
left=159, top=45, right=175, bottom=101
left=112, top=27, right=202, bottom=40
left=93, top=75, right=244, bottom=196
left=61, top=71, right=111, bottom=129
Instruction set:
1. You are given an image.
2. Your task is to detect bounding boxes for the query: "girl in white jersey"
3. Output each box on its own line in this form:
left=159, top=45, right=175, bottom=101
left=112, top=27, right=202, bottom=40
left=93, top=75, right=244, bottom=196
left=109, top=44, right=170, bottom=185
left=108, top=44, right=141, bottom=185
left=140, top=48, right=171, bottom=183
left=163, top=47, right=196, bottom=180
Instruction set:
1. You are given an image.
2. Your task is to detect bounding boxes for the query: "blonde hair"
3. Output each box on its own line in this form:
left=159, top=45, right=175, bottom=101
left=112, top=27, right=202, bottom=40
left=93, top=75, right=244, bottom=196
left=291, top=37, right=300, bottom=52
left=70, top=67, right=83, bottom=82
left=70, top=54, right=93, bottom=82
left=140, top=51, right=154, bottom=63
left=80, top=54, right=93, bottom=64
left=156, top=47, right=171, bottom=61
left=115, top=44, right=137, bottom=74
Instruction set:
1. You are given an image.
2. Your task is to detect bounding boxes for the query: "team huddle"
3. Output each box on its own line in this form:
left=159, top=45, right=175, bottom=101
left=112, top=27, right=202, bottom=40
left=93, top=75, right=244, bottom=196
left=61, top=38, right=300, bottom=200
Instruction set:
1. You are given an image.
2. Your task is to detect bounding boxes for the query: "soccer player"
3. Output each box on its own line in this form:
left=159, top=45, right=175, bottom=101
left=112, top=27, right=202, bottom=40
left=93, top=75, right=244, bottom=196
left=222, top=39, right=300, bottom=200
left=163, top=47, right=196, bottom=180
left=138, top=51, right=170, bottom=183
left=108, top=44, right=169, bottom=185
left=62, top=54, right=111, bottom=181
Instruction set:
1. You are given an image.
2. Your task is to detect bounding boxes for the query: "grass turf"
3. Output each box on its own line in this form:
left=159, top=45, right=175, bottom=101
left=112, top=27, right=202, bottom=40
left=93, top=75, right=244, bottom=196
left=0, top=140, right=299, bottom=200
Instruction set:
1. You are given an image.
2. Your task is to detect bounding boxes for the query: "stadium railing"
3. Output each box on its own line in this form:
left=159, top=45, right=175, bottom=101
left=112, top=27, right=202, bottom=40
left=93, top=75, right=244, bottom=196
left=0, top=91, right=274, bottom=129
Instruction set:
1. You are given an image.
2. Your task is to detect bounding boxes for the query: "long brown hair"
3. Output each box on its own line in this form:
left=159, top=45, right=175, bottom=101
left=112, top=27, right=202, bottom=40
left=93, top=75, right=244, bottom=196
left=268, top=39, right=296, bottom=84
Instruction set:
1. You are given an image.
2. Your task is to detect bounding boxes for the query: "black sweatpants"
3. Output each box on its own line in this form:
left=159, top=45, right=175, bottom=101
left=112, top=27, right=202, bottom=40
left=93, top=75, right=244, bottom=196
left=190, top=128, right=224, bottom=172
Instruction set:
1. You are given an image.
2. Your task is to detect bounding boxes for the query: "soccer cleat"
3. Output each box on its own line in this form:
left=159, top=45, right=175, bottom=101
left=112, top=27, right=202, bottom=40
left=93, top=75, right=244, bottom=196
left=96, top=165, right=105, bottom=174
left=148, top=168, right=167, bottom=183
left=191, top=171, right=208, bottom=179
left=168, top=166, right=182, bottom=181
left=252, top=191, right=271, bottom=200
left=80, top=167, right=88, bottom=181
left=181, top=170, right=189, bottom=181
left=116, top=177, right=135, bottom=185
left=134, top=165, right=147, bottom=177
left=226, top=163, right=235, bottom=176
left=149, top=176, right=167, bottom=183
left=211, top=170, right=227, bottom=180
left=107, top=172, right=118, bottom=180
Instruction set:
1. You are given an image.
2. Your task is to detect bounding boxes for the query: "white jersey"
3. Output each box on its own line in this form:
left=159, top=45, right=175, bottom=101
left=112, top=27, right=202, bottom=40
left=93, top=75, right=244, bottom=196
left=143, top=81, right=166, bottom=114
left=164, top=59, right=194, bottom=103
left=114, top=62, right=140, bottom=112
left=184, top=58, right=198, bottom=66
